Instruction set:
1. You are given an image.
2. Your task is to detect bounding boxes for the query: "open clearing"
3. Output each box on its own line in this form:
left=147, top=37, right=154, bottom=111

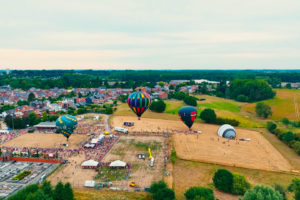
left=0, top=133, right=87, bottom=149
left=112, top=116, right=291, bottom=172
left=243, top=89, right=300, bottom=121
left=101, top=135, right=166, bottom=190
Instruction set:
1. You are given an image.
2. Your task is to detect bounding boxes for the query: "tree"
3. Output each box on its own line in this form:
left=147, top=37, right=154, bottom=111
left=150, top=181, right=167, bottom=194
left=255, top=102, right=272, bottom=118
left=42, top=112, right=48, bottom=122
left=17, top=100, right=29, bottom=106
left=153, top=187, right=175, bottom=200
left=184, top=96, right=197, bottom=106
left=286, top=83, right=292, bottom=89
left=63, top=183, right=74, bottom=200
left=236, top=95, right=248, bottom=102
left=240, top=185, right=284, bottom=200
left=28, top=112, right=40, bottom=126
left=281, top=131, right=296, bottom=143
left=184, top=186, right=214, bottom=200
left=292, top=142, right=300, bottom=155
left=282, top=118, right=290, bottom=126
left=41, top=181, right=53, bottom=198
left=200, top=109, right=217, bottom=123
left=53, top=182, right=64, bottom=200
left=212, top=169, right=233, bottom=193
left=149, top=100, right=166, bottom=113
left=267, top=121, right=277, bottom=133
left=274, top=183, right=286, bottom=200
left=150, top=181, right=174, bottom=200
left=232, top=173, right=250, bottom=195
left=105, top=107, right=113, bottom=114
left=290, top=178, right=300, bottom=200
left=28, top=92, right=36, bottom=102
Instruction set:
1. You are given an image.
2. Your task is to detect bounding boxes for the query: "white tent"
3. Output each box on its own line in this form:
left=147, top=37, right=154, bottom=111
left=217, top=124, right=236, bottom=139
left=84, top=180, right=95, bottom=188
left=109, top=160, right=127, bottom=168
left=81, top=159, right=99, bottom=168
left=84, top=143, right=95, bottom=148
left=91, top=139, right=98, bottom=144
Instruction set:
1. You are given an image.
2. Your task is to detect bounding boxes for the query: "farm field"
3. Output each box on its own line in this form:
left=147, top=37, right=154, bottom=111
left=243, top=89, right=300, bottom=121
left=101, top=136, right=166, bottom=190
left=171, top=159, right=300, bottom=200
left=112, top=116, right=292, bottom=171
left=0, top=133, right=87, bottom=149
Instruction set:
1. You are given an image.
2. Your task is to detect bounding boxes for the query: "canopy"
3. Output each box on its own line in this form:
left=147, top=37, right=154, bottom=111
left=84, top=180, right=95, bottom=188
left=109, top=160, right=126, bottom=167
left=81, top=159, right=99, bottom=167
left=91, top=139, right=98, bottom=144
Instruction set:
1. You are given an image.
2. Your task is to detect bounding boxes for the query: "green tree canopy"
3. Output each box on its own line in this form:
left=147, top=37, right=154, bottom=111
left=149, top=100, right=166, bottom=113
left=255, top=102, right=272, bottom=118
left=184, top=186, right=214, bottom=200
left=212, top=169, right=234, bottom=193
left=200, top=108, right=217, bottom=123
left=240, top=185, right=284, bottom=200
left=232, top=173, right=251, bottom=195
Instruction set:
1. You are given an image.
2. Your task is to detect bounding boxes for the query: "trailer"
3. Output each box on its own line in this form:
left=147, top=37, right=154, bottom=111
left=114, top=127, right=128, bottom=134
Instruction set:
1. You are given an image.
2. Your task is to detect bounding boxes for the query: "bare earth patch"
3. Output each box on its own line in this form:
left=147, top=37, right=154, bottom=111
left=1, top=133, right=87, bottom=149
left=101, top=135, right=166, bottom=190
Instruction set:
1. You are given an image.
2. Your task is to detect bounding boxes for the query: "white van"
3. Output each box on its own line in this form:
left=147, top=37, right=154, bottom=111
left=114, top=127, right=128, bottom=134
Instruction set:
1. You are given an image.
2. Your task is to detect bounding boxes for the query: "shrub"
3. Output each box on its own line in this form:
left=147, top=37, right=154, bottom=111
left=267, top=121, right=277, bottom=132
left=282, top=118, right=290, bottom=126
left=150, top=181, right=174, bottom=200
left=149, top=100, right=166, bottom=113
left=290, top=178, right=300, bottom=200
left=255, top=102, right=272, bottom=118
left=213, top=169, right=233, bottom=193
left=171, top=149, right=177, bottom=164
left=240, top=185, right=284, bottom=200
left=185, top=186, right=214, bottom=200
left=215, top=117, right=240, bottom=126
left=292, top=142, right=300, bottom=155
left=200, top=109, right=217, bottom=123
left=232, top=173, right=251, bottom=195
left=184, top=96, right=197, bottom=106
left=12, top=170, right=31, bottom=180
left=281, top=131, right=296, bottom=143
left=236, top=95, right=248, bottom=102
left=274, top=183, right=286, bottom=200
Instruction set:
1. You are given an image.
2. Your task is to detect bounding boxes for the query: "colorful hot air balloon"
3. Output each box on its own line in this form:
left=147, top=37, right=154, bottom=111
left=178, top=106, right=197, bottom=130
left=56, top=114, right=78, bottom=140
left=127, top=91, right=151, bottom=120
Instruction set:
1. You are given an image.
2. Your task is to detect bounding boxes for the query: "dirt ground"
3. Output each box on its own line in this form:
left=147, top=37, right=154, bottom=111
left=0, top=133, right=87, bottom=149
left=101, top=136, right=166, bottom=191
left=112, top=116, right=291, bottom=172
left=48, top=152, right=97, bottom=188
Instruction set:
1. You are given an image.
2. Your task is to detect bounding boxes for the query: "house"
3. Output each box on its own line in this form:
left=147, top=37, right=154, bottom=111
left=159, top=91, right=168, bottom=99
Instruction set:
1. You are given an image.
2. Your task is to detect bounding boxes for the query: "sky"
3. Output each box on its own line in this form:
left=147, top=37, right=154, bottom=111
left=0, top=0, right=300, bottom=70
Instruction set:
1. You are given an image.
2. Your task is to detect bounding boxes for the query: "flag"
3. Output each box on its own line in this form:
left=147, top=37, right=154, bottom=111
left=15, top=131, right=17, bottom=137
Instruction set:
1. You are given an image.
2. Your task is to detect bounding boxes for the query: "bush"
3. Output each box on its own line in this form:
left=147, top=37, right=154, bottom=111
left=274, top=183, right=286, bottom=200
left=236, top=95, right=248, bottom=102
left=267, top=121, right=277, bottom=132
left=290, top=178, right=300, bottom=200
left=150, top=181, right=174, bottom=200
left=281, top=131, right=296, bottom=143
left=255, top=102, right=272, bottom=118
left=184, top=96, right=197, bottom=106
left=200, top=109, right=217, bottom=123
left=149, top=100, right=166, bottom=113
left=12, top=170, right=31, bottom=180
left=232, top=173, right=250, bottom=195
left=215, top=117, right=240, bottom=126
left=171, top=149, right=177, bottom=164
left=282, top=118, right=290, bottom=126
left=185, top=186, right=214, bottom=200
left=292, top=142, right=300, bottom=155
left=240, top=185, right=284, bottom=200
left=213, top=169, right=233, bottom=193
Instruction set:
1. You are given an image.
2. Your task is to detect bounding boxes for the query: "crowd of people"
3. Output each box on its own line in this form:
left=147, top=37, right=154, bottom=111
left=0, top=129, right=27, bottom=145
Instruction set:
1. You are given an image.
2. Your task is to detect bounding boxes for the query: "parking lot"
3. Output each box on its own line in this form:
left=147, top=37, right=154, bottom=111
left=0, top=161, right=60, bottom=199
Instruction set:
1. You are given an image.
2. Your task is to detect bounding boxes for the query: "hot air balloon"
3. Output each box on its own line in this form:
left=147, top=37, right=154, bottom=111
left=56, top=114, right=78, bottom=140
left=127, top=91, right=151, bottom=120
left=178, top=106, right=197, bottom=130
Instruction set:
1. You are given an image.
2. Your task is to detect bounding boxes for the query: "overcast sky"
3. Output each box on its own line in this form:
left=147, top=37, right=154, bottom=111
left=0, top=0, right=299, bottom=70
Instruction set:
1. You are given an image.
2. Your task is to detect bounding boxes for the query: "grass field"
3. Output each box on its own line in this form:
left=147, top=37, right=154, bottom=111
left=115, top=95, right=264, bottom=128
left=172, top=159, right=300, bottom=200
left=74, top=189, right=146, bottom=200
left=243, top=89, right=300, bottom=121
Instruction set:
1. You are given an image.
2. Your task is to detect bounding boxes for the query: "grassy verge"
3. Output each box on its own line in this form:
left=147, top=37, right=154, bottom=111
left=74, top=189, right=146, bottom=200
